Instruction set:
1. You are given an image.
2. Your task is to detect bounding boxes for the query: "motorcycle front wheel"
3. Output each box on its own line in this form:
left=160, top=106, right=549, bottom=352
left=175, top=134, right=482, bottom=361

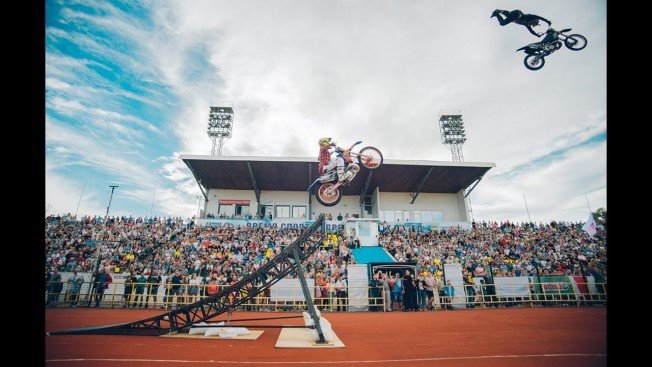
left=316, top=183, right=342, bottom=206
left=358, top=146, right=383, bottom=170
left=524, top=55, right=545, bottom=70
left=565, top=34, right=587, bottom=51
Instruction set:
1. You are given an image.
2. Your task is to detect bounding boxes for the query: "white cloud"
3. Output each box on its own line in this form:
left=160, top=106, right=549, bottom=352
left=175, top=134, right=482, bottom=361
left=45, top=0, right=606, bottom=220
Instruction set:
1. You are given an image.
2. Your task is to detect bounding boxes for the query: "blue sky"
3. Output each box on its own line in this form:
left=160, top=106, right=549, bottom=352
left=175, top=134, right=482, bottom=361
left=45, top=0, right=606, bottom=222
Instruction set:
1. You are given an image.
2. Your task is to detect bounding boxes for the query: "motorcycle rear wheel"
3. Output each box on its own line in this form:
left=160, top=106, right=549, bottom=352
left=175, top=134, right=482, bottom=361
left=524, top=55, right=545, bottom=70
left=565, top=34, right=587, bottom=51
left=358, top=146, right=383, bottom=170
left=316, top=183, right=342, bottom=206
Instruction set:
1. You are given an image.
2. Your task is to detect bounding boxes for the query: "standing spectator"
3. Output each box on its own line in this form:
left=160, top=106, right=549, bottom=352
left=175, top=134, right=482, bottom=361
left=382, top=272, right=392, bottom=312
left=122, top=271, right=136, bottom=307
left=170, top=270, right=183, bottom=308
left=188, top=274, right=201, bottom=304
left=337, top=213, right=343, bottom=221
left=146, top=270, right=162, bottom=308
left=424, top=272, right=435, bottom=311
left=417, top=273, right=428, bottom=311
left=403, top=270, right=417, bottom=311
left=67, top=269, right=84, bottom=307
left=132, top=273, right=147, bottom=307
left=463, top=272, right=476, bottom=308
left=392, top=273, right=403, bottom=311
left=443, top=280, right=455, bottom=310
left=334, top=276, right=347, bottom=311
left=46, top=268, right=63, bottom=307
left=93, top=268, right=110, bottom=307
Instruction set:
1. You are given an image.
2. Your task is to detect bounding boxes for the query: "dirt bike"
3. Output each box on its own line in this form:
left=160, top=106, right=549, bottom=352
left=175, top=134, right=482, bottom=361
left=308, top=141, right=383, bottom=207
left=517, top=27, right=587, bottom=70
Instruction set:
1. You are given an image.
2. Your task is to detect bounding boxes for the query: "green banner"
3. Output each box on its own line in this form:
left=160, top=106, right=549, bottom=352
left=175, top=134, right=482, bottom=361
left=529, top=276, right=574, bottom=295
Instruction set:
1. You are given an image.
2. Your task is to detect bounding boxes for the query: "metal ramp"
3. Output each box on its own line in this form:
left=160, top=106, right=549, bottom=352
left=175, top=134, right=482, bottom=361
left=50, top=215, right=328, bottom=337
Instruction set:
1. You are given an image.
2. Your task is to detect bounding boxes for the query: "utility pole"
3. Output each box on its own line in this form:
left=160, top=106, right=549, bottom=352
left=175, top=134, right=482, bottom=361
left=88, top=185, right=118, bottom=307
left=150, top=184, right=157, bottom=217
left=75, top=184, right=86, bottom=218
left=584, top=193, right=593, bottom=214
left=523, top=193, right=532, bottom=223
left=106, top=185, right=119, bottom=218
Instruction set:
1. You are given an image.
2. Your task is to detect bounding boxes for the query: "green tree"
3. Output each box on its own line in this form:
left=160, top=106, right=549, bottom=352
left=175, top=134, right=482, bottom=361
left=592, top=207, right=606, bottom=227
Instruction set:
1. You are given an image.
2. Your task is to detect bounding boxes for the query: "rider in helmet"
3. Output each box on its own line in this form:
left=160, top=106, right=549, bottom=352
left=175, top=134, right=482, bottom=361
left=491, top=9, right=551, bottom=37
left=317, top=137, right=351, bottom=183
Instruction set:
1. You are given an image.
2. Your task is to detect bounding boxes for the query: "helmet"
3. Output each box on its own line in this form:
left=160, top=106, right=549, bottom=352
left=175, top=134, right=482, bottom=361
left=318, top=137, right=332, bottom=147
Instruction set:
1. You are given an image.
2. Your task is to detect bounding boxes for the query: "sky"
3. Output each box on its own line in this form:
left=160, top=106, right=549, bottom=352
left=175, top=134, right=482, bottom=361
left=45, top=0, right=606, bottom=223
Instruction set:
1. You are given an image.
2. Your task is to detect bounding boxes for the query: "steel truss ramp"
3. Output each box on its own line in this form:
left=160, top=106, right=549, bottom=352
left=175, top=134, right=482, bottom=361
left=50, top=215, right=327, bottom=336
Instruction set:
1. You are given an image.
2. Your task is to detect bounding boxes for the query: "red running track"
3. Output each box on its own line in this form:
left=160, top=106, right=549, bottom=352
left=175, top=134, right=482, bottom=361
left=46, top=307, right=606, bottom=367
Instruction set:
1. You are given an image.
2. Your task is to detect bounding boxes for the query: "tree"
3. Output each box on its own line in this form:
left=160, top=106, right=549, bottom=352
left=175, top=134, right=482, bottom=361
left=592, top=207, right=606, bottom=227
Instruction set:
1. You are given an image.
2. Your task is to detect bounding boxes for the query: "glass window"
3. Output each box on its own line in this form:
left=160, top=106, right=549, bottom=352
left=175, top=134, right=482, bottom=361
left=275, top=205, right=290, bottom=218
left=413, top=211, right=421, bottom=222
left=218, top=204, right=235, bottom=216
left=292, top=206, right=307, bottom=218
left=384, top=211, right=395, bottom=222
left=395, top=211, right=403, bottom=222
left=432, top=211, right=444, bottom=223
left=358, top=221, right=370, bottom=236
left=378, top=211, right=385, bottom=221
left=421, top=211, right=433, bottom=222
left=403, top=211, right=410, bottom=222
left=235, top=205, right=250, bottom=216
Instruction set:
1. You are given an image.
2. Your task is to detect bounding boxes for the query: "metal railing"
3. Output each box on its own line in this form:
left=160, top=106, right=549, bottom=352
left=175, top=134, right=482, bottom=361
left=44, top=280, right=606, bottom=310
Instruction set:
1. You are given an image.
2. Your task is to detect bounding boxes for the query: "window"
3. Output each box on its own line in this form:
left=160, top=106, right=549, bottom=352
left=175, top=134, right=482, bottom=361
left=358, top=221, right=370, bottom=236
left=394, top=211, right=402, bottom=222
left=413, top=211, right=421, bottom=222
left=235, top=205, right=250, bottom=216
left=218, top=204, right=235, bottom=216
left=384, top=211, right=395, bottom=222
left=275, top=205, right=290, bottom=218
left=421, top=211, right=433, bottom=222
left=260, top=205, right=273, bottom=218
left=432, top=211, right=444, bottom=223
left=292, top=206, right=307, bottom=218
left=403, top=211, right=410, bottom=222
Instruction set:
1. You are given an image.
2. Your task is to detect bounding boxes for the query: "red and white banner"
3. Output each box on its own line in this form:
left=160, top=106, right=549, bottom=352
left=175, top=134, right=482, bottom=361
left=218, top=199, right=250, bottom=205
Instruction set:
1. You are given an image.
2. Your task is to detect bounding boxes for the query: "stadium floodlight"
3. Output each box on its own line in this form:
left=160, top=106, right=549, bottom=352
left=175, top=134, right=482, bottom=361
left=438, top=109, right=466, bottom=162
left=207, top=102, right=234, bottom=155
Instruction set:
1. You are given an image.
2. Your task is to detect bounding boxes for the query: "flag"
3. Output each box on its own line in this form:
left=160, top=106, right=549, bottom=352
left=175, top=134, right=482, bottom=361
left=582, top=213, right=597, bottom=236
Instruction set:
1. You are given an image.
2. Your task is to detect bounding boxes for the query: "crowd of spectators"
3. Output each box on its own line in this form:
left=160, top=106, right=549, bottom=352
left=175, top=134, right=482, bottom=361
left=377, top=220, right=606, bottom=282
left=44, top=214, right=355, bottom=305
left=45, top=214, right=606, bottom=309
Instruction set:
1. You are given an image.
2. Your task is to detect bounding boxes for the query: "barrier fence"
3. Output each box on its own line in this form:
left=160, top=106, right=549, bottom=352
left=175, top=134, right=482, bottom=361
left=45, top=280, right=607, bottom=311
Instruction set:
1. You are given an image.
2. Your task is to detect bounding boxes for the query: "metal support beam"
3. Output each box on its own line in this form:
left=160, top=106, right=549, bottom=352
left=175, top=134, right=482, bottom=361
left=409, top=167, right=433, bottom=204
left=292, top=248, right=326, bottom=343
left=464, top=172, right=486, bottom=198
left=308, top=163, right=312, bottom=219
left=186, top=163, right=208, bottom=201
left=246, top=162, right=261, bottom=207
left=359, top=171, right=373, bottom=205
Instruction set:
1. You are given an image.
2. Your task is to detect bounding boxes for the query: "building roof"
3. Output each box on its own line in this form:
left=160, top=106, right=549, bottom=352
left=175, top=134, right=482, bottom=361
left=180, top=155, right=495, bottom=196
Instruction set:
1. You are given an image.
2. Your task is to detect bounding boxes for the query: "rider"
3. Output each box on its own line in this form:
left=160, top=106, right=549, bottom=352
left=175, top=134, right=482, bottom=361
left=317, top=137, right=351, bottom=183
left=491, top=9, right=551, bottom=37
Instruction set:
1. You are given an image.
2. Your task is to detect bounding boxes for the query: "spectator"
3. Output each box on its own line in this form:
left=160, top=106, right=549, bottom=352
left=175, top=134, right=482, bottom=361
left=67, top=268, right=84, bottom=307
left=46, top=268, right=63, bottom=307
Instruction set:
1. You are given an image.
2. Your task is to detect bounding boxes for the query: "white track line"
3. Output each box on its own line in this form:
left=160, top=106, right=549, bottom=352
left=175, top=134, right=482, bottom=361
left=46, top=353, right=606, bottom=364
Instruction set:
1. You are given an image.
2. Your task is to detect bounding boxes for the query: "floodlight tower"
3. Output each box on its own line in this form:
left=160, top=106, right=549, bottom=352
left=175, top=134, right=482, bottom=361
left=207, top=102, right=234, bottom=155
left=438, top=109, right=466, bottom=162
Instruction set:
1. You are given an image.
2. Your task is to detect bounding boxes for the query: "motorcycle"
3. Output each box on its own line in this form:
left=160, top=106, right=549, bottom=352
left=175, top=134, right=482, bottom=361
left=308, top=141, right=383, bottom=207
left=517, top=27, right=587, bottom=70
